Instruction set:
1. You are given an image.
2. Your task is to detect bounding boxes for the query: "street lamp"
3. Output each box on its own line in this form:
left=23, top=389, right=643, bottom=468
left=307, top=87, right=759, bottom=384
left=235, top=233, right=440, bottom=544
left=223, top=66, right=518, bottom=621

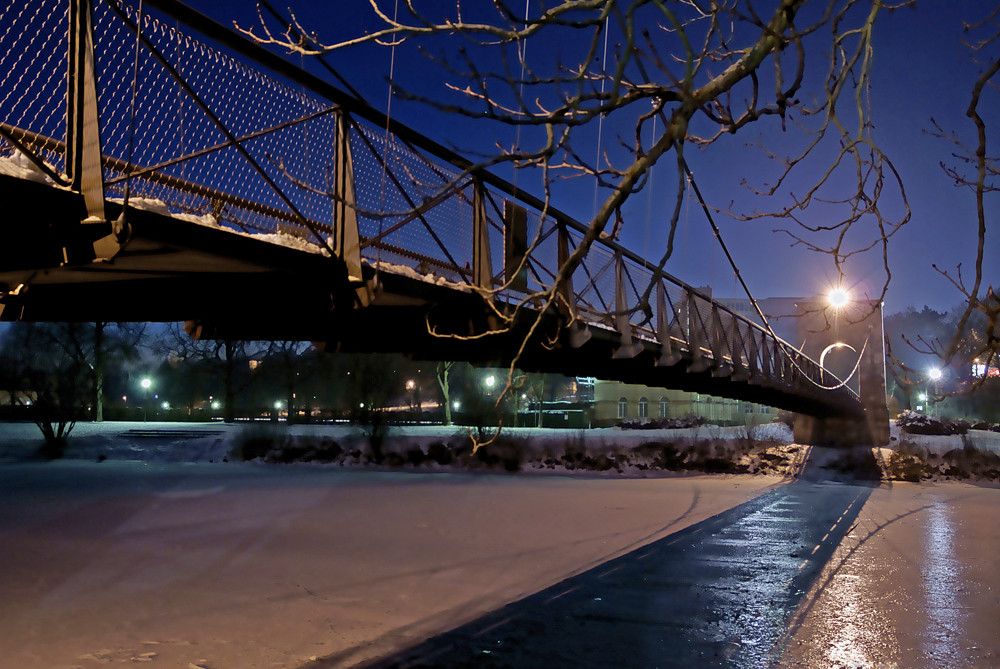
left=140, top=377, right=152, bottom=422
left=405, top=378, right=417, bottom=411
left=827, top=287, right=850, bottom=309
left=927, top=368, right=943, bottom=417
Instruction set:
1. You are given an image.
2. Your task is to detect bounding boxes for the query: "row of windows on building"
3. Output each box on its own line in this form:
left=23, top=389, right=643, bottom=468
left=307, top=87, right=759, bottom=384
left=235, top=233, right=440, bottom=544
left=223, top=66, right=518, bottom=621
left=618, top=397, right=667, bottom=419
left=616, top=396, right=771, bottom=419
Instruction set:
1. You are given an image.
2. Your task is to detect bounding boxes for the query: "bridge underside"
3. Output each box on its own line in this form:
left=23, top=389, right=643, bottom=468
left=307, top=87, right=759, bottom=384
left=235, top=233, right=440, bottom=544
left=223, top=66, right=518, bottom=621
left=0, top=175, right=860, bottom=420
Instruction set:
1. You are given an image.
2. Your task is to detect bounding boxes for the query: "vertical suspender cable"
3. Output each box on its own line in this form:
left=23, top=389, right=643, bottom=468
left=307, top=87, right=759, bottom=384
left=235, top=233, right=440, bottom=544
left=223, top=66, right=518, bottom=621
left=591, top=15, right=610, bottom=221
left=375, top=0, right=401, bottom=269
left=643, top=112, right=656, bottom=253
left=511, top=0, right=529, bottom=197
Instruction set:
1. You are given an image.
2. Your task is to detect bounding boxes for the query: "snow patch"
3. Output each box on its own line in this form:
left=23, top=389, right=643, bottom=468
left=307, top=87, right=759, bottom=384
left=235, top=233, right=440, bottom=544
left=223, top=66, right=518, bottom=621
left=0, top=150, right=60, bottom=185
left=372, top=260, right=473, bottom=292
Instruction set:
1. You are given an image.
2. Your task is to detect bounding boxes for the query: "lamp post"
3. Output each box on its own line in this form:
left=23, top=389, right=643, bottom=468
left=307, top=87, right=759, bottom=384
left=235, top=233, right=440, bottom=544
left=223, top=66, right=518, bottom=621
left=927, top=368, right=943, bottom=418
left=140, top=377, right=152, bottom=422
left=405, top=378, right=416, bottom=412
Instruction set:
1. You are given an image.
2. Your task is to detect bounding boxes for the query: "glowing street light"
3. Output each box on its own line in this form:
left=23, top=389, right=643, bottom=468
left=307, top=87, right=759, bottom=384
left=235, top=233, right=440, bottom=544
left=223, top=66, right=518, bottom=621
left=484, top=375, right=496, bottom=389
left=140, top=377, right=152, bottom=422
left=827, top=287, right=850, bottom=309
left=926, top=368, right=944, bottom=417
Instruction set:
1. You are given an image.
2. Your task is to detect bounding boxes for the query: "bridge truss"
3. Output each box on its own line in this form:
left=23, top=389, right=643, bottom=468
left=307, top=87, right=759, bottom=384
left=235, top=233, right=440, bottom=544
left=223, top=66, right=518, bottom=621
left=0, top=0, right=863, bottom=418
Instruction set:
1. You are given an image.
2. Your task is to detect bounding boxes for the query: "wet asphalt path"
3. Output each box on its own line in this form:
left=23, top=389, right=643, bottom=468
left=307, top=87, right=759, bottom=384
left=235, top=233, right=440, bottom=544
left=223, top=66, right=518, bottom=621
left=352, top=480, right=873, bottom=669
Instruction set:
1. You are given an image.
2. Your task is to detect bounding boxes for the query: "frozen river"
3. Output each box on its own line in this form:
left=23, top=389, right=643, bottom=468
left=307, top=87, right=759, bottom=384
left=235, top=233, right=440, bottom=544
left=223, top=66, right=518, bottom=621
left=0, top=455, right=997, bottom=667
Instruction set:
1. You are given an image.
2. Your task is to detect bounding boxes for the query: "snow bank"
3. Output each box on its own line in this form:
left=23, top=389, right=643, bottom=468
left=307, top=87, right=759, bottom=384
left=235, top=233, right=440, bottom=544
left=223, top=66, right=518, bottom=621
left=0, top=420, right=792, bottom=465
left=891, top=422, right=1000, bottom=456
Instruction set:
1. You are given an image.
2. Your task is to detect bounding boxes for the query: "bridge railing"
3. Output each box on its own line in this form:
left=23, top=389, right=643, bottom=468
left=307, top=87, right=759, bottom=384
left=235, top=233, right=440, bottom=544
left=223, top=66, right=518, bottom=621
left=0, top=0, right=857, bottom=409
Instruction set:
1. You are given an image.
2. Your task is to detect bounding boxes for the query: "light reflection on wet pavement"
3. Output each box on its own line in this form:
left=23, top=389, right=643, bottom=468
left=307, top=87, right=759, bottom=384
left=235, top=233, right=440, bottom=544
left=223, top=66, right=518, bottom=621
left=921, top=502, right=963, bottom=665
left=355, top=479, right=873, bottom=668
left=779, top=483, right=998, bottom=669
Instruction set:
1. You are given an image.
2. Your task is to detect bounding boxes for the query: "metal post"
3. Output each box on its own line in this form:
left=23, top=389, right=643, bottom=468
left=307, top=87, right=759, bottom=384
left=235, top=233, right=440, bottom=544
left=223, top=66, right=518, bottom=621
left=332, top=111, right=362, bottom=283
left=656, top=281, right=681, bottom=367
left=558, top=221, right=591, bottom=348
left=67, top=0, right=106, bottom=222
left=612, top=251, right=642, bottom=359
left=472, top=180, right=493, bottom=290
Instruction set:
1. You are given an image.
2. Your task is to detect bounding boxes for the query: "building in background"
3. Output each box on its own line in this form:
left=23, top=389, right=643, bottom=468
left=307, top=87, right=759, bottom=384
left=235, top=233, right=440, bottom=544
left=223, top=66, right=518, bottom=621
left=590, top=380, right=774, bottom=427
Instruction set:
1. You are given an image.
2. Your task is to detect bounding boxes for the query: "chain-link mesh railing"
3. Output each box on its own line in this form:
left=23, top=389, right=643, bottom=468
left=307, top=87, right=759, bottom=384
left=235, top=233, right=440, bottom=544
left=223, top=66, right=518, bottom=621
left=0, top=1, right=69, bottom=178
left=0, top=0, right=857, bottom=409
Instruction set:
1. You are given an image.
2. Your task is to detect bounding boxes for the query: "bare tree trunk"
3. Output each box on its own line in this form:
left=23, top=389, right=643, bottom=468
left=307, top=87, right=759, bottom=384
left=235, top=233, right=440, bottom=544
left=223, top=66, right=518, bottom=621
left=93, top=322, right=104, bottom=422
left=224, top=339, right=236, bottom=423
left=436, top=361, right=453, bottom=426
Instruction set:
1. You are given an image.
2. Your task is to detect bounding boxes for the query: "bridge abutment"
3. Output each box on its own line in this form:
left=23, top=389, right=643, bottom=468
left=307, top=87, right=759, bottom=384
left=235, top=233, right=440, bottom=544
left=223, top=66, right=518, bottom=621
left=792, top=298, right=890, bottom=447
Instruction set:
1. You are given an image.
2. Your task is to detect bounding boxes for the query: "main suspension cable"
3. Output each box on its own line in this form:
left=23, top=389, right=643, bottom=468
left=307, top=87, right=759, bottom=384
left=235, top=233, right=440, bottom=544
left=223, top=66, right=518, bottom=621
left=680, top=156, right=862, bottom=392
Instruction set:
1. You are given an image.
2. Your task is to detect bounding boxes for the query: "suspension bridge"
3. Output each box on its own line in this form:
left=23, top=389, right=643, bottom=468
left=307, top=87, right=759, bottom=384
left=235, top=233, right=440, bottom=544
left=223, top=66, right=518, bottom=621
left=0, top=0, right=888, bottom=437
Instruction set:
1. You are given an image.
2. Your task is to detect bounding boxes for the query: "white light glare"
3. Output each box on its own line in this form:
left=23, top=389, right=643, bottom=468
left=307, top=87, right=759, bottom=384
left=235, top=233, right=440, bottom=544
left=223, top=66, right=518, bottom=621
left=828, top=288, right=850, bottom=309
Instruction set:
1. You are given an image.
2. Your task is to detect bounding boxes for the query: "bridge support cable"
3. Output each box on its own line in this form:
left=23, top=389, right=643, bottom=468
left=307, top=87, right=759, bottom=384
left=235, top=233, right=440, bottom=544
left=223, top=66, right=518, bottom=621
left=680, top=156, right=859, bottom=394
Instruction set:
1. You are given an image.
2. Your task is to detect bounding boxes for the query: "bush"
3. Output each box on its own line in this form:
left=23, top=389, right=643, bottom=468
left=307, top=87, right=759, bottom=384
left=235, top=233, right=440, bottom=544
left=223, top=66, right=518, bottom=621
left=233, top=425, right=280, bottom=461
left=405, top=446, right=426, bottom=466
left=970, top=421, right=1000, bottom=432
left=896, top=410, right=969, bottom=435
left=885, top=451, right=934, bottom=482
left=426, top=442, right=454, bottom=465
left=618, top=415, right=707, bottom=430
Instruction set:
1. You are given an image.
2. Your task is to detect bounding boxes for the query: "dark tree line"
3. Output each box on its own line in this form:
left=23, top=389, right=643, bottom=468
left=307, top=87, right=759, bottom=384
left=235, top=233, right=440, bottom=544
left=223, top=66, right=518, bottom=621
left=0, top=320, right=563, bottom=456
